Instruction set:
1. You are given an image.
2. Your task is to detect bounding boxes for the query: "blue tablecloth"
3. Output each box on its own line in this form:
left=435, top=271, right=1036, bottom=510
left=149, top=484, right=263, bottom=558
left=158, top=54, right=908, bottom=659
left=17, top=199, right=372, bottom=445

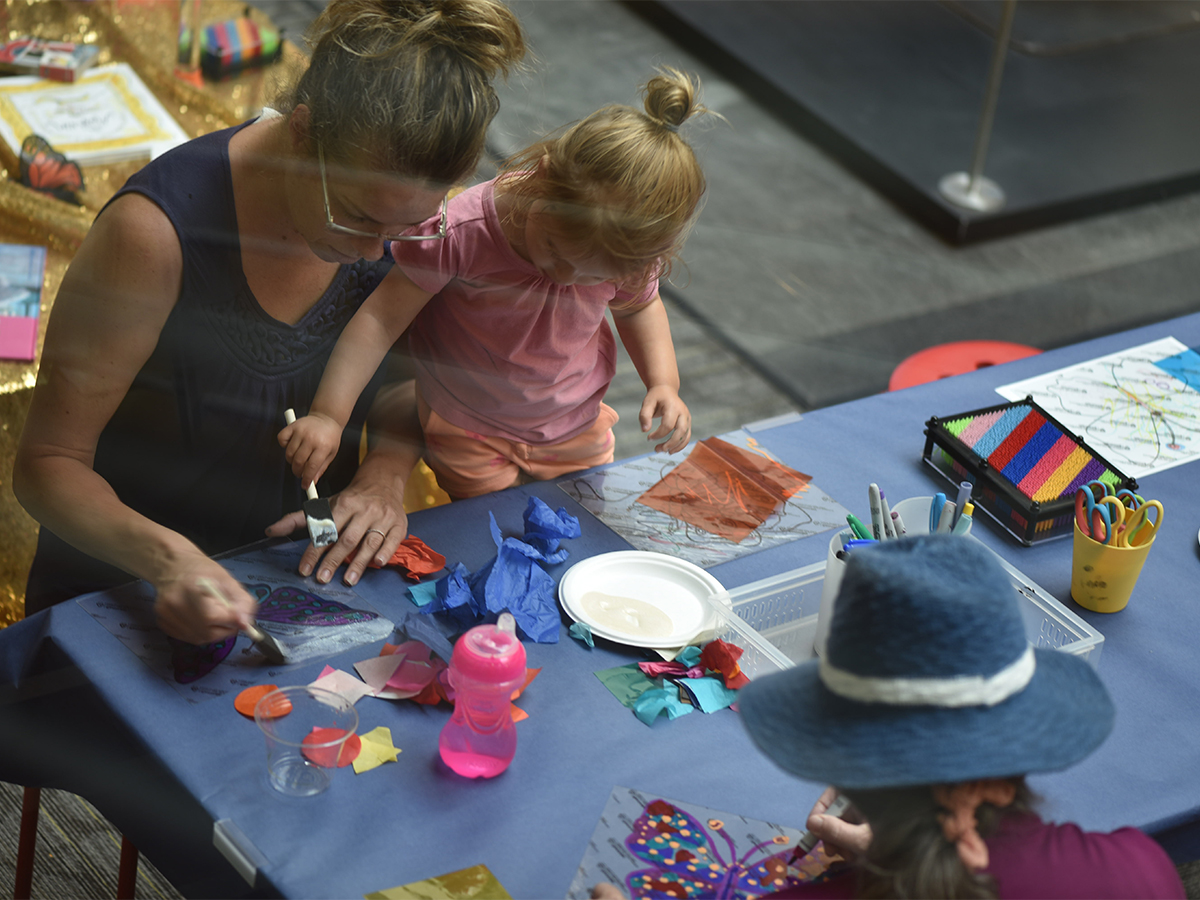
left=4, top=312, right=1199, bottom=897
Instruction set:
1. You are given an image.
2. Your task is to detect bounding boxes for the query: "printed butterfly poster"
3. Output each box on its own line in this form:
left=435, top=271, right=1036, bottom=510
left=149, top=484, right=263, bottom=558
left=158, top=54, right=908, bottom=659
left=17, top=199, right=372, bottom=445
left=76, top=538, right=393, bottom=704
left=566, top=786, right=839, bottom=900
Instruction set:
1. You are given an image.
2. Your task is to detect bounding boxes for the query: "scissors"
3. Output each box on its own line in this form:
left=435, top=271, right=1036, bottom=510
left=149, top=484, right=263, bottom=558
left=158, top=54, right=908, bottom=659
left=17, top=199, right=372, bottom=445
left=1116, top=499, right=1163, bottom=548
left=1115, top=488, right=1144, bottom=510
left=1075, top=488, right=1121, bottom=544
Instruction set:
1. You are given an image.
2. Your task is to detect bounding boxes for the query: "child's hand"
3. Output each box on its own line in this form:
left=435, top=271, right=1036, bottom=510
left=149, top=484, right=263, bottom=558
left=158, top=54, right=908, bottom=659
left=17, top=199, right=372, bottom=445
left=278, top=413, right=343, bottom=489
left=640, top=386, right=692, bottom=454
left=806, top=787, right=870, bottom=862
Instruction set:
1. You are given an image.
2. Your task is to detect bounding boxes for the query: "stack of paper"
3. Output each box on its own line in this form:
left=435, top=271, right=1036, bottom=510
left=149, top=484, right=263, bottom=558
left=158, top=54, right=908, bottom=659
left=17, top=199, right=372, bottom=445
left=0, top=62, right=188, bottom=166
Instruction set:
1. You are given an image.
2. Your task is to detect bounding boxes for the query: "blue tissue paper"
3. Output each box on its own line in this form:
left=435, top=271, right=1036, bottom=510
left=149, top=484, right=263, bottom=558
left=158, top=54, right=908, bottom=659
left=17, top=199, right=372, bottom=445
left=407, top=581, right=438, bottom=608
left=677, top=676, right=739, bottom=714
left=632, top=687, right=695, bottom=726
left=425, top=562, right=484, bottom=631
left=569, top=621, right=594, bottom=648
left=419, top=498, right=579, bottom=644
left=397, top=610, right=456, bottom=663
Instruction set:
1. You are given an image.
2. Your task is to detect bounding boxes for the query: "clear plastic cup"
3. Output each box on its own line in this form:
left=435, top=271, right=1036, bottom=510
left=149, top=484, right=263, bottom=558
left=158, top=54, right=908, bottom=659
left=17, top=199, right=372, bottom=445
left=254, top=685, right=358, bottom=796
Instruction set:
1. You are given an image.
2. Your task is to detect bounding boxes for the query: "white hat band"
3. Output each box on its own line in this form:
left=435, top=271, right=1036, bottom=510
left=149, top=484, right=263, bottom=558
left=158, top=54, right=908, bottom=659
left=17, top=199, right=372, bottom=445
left=818, top=645, right=1036, bottom=708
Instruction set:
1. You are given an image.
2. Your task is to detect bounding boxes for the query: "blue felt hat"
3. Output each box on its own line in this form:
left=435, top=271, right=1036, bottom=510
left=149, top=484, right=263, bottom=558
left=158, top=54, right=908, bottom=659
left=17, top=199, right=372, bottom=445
left=739, top=535, right=1114, bottom=789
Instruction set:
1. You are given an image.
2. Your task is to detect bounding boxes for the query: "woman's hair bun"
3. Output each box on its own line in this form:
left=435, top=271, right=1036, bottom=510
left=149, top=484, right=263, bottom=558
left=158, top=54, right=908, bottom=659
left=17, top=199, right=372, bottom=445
left=311, top=0, right=525, bottom=79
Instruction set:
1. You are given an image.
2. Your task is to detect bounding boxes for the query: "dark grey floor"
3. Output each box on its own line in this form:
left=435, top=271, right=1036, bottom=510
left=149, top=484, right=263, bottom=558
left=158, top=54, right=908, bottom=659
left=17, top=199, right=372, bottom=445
left=6, top=1, right=1200, bottom=897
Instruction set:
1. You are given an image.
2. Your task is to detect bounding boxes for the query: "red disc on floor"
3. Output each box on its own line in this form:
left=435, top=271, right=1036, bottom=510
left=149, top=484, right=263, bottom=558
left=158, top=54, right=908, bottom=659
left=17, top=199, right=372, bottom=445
left=889, top=341, right=1041, bottom=391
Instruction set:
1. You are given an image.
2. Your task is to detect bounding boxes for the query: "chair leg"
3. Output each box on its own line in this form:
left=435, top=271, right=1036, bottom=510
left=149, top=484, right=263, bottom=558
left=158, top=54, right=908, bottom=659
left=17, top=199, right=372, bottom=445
left=116, top=835, right=139, bottom=899
left=14, top=785, right=40, bottom=900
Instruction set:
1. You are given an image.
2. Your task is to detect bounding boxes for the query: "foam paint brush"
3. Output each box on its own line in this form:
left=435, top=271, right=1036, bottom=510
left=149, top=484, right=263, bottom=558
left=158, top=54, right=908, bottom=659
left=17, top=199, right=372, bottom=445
left=283, top=408, right=338, bottom=548
left=196, top=576, right=288, bottom=664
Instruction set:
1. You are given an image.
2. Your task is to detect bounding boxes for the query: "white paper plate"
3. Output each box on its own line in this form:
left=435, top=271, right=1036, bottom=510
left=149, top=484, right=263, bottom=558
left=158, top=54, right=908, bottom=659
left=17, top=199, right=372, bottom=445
left=558, top=551, right=728, bottom=649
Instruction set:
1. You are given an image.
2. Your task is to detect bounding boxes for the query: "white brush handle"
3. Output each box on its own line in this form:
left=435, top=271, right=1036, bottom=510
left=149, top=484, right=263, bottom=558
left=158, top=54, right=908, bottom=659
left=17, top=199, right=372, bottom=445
left=197, top=576, right=265, bottom=642
left=283, top=407, right=320, bottom=498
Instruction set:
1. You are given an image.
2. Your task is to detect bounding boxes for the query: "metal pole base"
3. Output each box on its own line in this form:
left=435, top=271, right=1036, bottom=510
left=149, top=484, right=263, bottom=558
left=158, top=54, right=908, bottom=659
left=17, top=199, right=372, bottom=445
left=938, top=171, right=1006, bottom=212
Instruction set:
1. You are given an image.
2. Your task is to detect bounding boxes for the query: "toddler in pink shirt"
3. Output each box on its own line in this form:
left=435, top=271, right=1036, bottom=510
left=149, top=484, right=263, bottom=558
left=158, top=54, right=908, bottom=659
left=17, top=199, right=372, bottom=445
left=279, top=68, right=709, bottom=498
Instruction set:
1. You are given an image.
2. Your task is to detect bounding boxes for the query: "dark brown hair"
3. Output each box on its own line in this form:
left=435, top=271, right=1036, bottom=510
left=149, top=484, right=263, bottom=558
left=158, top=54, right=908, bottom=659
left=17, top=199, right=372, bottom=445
left=499, top=67, right=710, bottom=284
left=845, top=778, right=1035, bottom=899
left=276, top=0, right=525, bottom=184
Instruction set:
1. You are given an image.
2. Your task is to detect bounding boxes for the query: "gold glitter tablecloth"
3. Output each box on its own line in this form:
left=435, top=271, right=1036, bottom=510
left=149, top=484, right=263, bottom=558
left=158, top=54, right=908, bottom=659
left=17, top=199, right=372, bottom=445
left=0, top=0, right=305, bottom=627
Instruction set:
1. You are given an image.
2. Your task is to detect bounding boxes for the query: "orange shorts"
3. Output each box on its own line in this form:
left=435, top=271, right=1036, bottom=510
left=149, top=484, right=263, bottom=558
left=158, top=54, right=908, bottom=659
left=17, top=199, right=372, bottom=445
left=417, top=394, right=619, bottom=499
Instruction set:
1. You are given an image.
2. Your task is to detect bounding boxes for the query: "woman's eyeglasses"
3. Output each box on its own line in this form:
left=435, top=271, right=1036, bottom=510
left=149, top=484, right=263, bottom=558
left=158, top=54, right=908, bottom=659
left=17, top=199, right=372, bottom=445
left=319, top=144, right=447, bottom=242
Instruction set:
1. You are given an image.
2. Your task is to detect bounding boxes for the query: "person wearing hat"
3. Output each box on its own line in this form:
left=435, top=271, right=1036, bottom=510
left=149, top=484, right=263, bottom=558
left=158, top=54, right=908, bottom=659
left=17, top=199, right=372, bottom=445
left=734, top=535, right=1183, bottom=899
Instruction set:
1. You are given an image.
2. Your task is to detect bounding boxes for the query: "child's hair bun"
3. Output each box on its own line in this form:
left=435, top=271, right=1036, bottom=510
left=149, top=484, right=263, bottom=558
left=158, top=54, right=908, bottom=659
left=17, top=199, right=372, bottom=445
left=642, top=66, right=707, bottom=133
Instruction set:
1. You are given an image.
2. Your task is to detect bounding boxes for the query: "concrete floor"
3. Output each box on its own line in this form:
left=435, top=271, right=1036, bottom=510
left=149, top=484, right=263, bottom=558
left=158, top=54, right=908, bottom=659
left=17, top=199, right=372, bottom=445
left=264, top=0, right=1200, bottom=458
left=484, top=0, right=1200, bottom=457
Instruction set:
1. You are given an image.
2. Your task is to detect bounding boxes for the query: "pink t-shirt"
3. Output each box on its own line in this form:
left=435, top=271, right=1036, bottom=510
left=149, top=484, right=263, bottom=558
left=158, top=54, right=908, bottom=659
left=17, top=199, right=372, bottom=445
left=393, top=179, right=657, bottom=445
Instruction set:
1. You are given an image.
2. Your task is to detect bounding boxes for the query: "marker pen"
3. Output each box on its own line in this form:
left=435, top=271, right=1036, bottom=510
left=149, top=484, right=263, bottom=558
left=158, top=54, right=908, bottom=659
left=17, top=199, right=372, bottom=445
left=846, top=513, right=872, bottom=540
left=952, top=501, right=974, bottom=535
left=936, top=500, right=956, bottom=534
left=868, top=483, right=885, bottom=540
left=879, top=490, right=895, bottom=539
left=793, top=794, right=853, bottom=857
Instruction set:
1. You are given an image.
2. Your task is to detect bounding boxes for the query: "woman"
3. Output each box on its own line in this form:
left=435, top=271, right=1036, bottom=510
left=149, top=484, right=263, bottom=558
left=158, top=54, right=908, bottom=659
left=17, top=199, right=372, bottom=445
left=737, top=536, right=1183, bottom=899
left=13, top=0, right=525, bottom=645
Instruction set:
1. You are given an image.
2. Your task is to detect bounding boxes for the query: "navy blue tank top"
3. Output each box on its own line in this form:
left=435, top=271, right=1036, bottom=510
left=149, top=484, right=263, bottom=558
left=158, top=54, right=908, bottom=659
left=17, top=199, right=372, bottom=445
left=26, top=121, right=392, bottom=611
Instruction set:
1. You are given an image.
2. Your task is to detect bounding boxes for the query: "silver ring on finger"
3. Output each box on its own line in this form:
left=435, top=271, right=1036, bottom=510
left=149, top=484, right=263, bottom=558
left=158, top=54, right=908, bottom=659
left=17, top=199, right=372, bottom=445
left=366, top=528, right=387, bottom=540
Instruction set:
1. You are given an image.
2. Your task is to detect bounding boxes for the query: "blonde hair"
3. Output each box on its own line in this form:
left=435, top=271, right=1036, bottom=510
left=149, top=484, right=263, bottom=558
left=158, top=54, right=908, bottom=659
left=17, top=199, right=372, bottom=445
left=276, top=0, right=525, bottom=184
left=500, top=67, right=709, bottom=284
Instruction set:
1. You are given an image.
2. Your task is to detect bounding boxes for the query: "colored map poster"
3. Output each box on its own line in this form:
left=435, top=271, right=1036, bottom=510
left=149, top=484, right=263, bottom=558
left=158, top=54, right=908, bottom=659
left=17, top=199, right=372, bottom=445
left=996, top=337, right=1200, bottom=478
left=558, top=430, right=847, bottom=568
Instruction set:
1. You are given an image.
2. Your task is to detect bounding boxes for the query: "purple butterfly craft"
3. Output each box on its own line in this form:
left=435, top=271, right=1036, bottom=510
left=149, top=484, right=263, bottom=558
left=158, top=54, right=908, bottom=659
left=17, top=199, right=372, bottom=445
left=169, top=584, right=392, bottom=682
left=250, top=584, right=381, bottom=626
left=625, top=799, right=837, bottom=900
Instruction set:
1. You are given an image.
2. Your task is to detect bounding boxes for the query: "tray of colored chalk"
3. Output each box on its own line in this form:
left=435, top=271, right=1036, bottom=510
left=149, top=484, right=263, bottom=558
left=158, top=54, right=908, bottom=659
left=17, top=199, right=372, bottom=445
left=922, top=396, right=1137, bottom=546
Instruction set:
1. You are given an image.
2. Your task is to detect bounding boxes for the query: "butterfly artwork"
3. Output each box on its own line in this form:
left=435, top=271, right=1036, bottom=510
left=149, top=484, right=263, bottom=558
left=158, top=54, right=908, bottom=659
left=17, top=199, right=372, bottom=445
left=168, top=584, right=394, bottom=683
left=242, top=583, right=394, bottom=665
left=250, top=583, right=383, bottom=627
left=19, top=134, right=83, bottom=205
left=168, top=635, right=237, bottom=685
left=567, top=788, right=839, bottom=900
left=624, top=799, right=804, bottom=899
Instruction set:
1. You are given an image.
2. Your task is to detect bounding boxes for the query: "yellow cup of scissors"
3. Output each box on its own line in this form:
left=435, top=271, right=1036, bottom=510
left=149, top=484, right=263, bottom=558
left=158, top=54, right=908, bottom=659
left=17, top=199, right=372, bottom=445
left=1071, top=495, right=1163, bottom=613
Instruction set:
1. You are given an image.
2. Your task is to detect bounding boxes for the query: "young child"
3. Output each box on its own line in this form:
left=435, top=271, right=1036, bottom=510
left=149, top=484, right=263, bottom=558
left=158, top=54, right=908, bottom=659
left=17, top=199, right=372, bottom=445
left=734, top=536, right=1183, bottom=899
left=279, top=68, right=708, bottom=498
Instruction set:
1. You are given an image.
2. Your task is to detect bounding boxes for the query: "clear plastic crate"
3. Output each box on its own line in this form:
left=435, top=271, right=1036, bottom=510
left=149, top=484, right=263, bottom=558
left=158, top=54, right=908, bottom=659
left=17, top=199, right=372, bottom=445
left=707, top=551, right=1103, bottom=679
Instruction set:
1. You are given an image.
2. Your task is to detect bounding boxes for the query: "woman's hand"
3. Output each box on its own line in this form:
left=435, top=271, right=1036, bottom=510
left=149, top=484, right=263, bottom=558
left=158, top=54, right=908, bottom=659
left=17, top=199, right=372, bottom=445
left=154, top=554, right=258, bottom=645
left=265, top=374, right=425, bottom=586
left=265, top=452, right=410, bottom=587
left=806, top=787, right=871, bottom=862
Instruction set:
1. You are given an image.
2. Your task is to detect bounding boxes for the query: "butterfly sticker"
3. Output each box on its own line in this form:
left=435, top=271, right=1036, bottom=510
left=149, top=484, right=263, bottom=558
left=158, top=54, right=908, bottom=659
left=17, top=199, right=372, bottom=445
left=625, top=799, right=822, bottom=899
left=19, top=134, right=83, bottom=205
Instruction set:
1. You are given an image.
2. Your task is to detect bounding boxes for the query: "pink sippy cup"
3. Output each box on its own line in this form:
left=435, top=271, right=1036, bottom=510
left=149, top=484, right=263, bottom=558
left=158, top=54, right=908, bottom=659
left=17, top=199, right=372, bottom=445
left=438, top=612, right=527, bottom=778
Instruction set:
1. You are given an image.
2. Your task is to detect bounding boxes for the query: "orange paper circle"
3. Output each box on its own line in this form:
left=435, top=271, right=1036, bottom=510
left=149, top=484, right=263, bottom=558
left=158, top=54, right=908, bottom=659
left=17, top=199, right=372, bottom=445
left=301, top=728, right=361, bottom=768
left=236, top=684, right=287, bottom=719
